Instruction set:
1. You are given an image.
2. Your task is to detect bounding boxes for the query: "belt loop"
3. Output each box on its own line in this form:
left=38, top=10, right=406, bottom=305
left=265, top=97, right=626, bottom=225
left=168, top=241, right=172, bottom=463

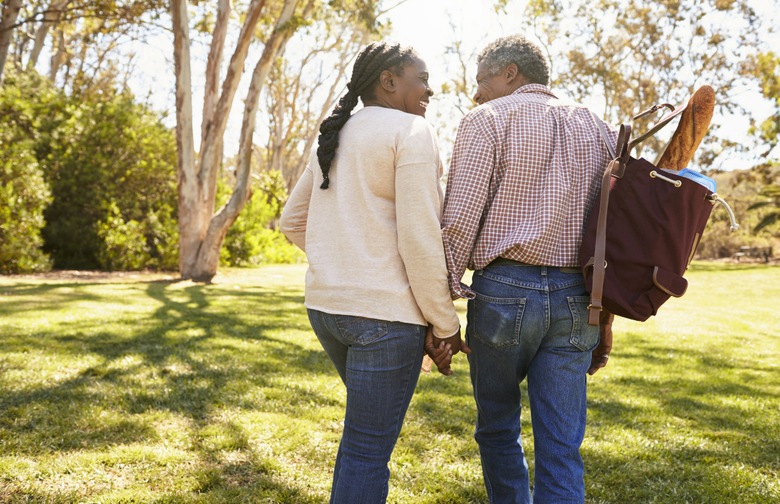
left=541, top=266, right=547, bottom=276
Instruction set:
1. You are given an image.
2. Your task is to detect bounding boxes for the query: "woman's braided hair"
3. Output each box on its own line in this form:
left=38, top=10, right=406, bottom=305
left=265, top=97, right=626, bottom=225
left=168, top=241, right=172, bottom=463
left=316, top=41, right=418, bottom=189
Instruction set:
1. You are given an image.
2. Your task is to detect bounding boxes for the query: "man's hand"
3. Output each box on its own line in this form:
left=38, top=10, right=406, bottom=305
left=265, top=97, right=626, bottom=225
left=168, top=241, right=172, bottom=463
left=588, top=310, right=614, bottom=376
left=424, top=326, right=472, bottom=376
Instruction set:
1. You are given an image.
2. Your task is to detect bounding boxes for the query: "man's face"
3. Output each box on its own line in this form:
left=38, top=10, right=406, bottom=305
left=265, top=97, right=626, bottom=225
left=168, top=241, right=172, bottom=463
left=473, top=61, right=511, bottom=105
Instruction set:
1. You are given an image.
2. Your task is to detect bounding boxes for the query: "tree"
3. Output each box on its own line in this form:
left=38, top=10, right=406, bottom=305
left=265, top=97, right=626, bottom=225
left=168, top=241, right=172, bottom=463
left=171, top=0, right=389, bottom=281
left=0, top=0, right=22, bottom=84
left=747, top=51, right=780, bottom=159
left=742, top=49, right=780, bottom=235
left=747, top=185, right=780, bottom=233
left=1, top=1, right=167, bottom=87
left=172, top=0, right=310, bottom=281
left=489, top=0, right=771, bottom=164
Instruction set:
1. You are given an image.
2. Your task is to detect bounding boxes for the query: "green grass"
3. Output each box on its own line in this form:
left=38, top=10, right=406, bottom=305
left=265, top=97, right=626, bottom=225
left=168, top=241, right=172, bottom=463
left=0, top=263, right=778, bottom=503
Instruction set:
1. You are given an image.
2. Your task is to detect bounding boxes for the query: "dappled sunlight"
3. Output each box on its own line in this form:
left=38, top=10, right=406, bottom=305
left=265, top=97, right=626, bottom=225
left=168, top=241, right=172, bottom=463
left=1, top=265, right=778, bottom=502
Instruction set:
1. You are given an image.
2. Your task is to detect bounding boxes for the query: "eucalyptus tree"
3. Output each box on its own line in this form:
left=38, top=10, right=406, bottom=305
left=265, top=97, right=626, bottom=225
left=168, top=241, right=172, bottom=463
left=486, top=0, right=774, bottom=164
left=0, top=0, right=166, bottom=86
left=171, top=0, right=389, bottom=281
left=0, top=0, right=22, bottom=84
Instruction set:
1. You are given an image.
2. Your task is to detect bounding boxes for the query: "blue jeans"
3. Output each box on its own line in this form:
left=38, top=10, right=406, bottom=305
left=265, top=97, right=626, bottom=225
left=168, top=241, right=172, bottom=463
left=466, top=264, right=599, bottom=504
left=307, top=309, right=426, bottom=504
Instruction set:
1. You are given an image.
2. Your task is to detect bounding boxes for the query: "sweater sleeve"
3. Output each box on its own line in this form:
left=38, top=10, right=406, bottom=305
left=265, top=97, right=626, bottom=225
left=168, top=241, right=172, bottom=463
left=279, top=162, right=314, bottom=251
left=394, top=120, right=460, bottom=338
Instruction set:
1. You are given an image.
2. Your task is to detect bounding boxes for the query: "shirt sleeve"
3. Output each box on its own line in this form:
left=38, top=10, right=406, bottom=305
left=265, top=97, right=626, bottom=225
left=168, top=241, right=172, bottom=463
left=395, top=120, right=460, bottom=338
left=279, top=159, right=314, bottom=252
left=441, top=109, right=498, bottom=299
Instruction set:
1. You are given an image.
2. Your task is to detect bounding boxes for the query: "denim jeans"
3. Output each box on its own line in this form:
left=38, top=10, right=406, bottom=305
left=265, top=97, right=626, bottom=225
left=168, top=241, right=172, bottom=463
left=465, top=264, right=599, bottom=504
left=307, top=309, right=426, bottom=504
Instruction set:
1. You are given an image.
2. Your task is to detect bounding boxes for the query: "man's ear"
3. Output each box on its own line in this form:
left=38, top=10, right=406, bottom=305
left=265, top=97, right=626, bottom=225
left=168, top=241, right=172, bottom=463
left=505, top=63, right=531, bottom=87
left=379, top=70, right=395, bottom=92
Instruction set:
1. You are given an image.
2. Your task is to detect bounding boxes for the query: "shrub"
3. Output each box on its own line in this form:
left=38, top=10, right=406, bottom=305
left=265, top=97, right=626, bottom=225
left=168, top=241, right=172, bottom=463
left=220, top=170, right=304, bottom=266
left=0, top=70, right=54, bottom=273
left=40, top=90, right=179, bottom=270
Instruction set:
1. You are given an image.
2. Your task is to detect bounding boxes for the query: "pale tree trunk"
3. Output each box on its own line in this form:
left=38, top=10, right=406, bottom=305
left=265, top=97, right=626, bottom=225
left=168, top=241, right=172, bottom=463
left=193, top=0, right=312, bottom=280
left=0, top=0, right=23, bottom=85
left=27, top=0, right=69, bottom=69
left=171, top=0, right=198, bottom=276
left=173, top=0, right=309, bottom=282
left=49, top=24, right=65, bottom=79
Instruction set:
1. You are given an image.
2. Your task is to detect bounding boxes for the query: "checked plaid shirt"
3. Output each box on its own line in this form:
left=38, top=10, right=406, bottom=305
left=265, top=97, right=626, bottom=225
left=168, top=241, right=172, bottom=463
left=442, top=84, right=617, bottom=299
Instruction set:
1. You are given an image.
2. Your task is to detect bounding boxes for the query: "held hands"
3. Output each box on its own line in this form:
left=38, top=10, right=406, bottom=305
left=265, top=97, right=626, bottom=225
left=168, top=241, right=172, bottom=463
left=423, top=325, right=472, bottom=376
left=588, top=309, right=614, bottom=375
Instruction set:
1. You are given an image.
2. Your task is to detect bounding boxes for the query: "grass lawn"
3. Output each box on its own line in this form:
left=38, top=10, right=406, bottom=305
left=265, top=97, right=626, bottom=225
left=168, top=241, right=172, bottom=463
left=0, top=262, right=778, bottom=503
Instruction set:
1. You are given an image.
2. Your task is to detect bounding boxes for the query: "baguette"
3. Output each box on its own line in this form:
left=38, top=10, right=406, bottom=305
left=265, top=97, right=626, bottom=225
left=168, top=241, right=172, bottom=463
left=657, top=85, right=716, bottom=171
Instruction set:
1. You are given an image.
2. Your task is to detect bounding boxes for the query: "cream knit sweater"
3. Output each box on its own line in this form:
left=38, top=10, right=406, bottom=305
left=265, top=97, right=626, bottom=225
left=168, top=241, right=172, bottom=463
left=280, top=106, right=460, bottom=338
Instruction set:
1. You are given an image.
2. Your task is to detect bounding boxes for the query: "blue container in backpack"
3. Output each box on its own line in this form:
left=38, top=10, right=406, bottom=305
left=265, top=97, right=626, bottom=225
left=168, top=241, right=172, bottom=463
left=676, top=168, right=716, bottom=192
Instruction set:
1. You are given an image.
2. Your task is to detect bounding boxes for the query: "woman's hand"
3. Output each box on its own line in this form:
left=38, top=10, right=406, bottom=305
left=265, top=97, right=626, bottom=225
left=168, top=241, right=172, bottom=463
left=424, top=326, right=471, bottom=376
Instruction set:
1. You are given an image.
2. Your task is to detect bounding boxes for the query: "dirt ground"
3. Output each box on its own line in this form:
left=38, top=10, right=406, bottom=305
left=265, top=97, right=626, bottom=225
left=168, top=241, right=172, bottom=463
left=0, top=269, right=180, bottom=283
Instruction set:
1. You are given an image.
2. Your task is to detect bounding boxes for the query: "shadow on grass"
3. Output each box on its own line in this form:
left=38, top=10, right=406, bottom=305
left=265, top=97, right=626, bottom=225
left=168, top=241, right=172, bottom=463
left=0, top=278, right=337, bottom=502
left=586, top=332, right=780, bottom=500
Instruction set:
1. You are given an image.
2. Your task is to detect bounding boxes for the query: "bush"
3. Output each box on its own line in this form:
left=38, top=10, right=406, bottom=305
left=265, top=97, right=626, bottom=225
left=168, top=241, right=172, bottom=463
left=0, top=68, right=179, bottom=272
left=0, top=70, right=54, bottom=273
left=0, top=137, right=53, bottom=273
left=220, top=170, right=304, bottom=266
left=40, top=89, right=179, bottom=270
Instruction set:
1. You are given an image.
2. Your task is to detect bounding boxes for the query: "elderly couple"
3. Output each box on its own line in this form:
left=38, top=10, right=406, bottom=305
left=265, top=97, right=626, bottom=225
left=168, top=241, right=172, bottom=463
left=280, top=34, right=617, bottom=504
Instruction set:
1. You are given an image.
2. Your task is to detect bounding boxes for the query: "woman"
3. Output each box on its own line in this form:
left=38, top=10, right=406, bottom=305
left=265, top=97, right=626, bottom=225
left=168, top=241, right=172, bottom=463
left=279, top=41, right=469, bottom=503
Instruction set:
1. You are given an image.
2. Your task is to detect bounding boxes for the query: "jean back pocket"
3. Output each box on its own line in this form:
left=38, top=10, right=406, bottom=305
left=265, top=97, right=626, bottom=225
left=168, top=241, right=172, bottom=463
left=335, top=315, right=388, bottom=346
left=468, top=293, right=526, bottom=349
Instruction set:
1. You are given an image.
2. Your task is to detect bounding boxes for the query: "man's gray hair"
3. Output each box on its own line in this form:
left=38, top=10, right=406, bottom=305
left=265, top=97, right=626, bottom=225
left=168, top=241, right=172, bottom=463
left=477, top=34, right=550, bottom=86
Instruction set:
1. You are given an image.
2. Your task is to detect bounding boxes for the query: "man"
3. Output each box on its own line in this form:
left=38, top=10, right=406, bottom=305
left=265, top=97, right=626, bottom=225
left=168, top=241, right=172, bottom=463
left=441, top=34, right=615, bottom=504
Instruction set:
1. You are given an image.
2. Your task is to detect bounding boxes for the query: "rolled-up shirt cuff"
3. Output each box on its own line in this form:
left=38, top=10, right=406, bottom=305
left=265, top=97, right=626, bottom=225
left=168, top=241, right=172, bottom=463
left=450, top=279, right=476, bottom=300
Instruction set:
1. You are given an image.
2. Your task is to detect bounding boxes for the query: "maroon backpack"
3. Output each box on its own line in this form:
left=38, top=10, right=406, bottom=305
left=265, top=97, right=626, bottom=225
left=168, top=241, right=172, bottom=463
left=580, top=106, right=737, bottom=325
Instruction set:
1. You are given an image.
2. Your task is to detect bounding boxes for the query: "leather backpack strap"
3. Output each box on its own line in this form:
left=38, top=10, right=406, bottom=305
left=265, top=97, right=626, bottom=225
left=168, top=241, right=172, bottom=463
left=596, top=119, right=616, bottom=160
left=586, top=105, right=685, bottom=325
left=587, top=121, right=630, bottom=326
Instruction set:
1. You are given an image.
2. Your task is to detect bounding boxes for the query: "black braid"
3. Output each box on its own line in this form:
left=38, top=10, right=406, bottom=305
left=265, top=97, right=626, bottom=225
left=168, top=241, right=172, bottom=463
left=316, top=41, right=417, bottom=189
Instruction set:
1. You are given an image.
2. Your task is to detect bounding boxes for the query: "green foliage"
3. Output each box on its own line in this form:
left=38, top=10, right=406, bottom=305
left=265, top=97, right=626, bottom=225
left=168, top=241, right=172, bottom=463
left=39, top=86, right=179, bottom=270
left=219, top=170, right=304, bottom=266
left=747, top=51, right=780, bottom=157
left=0, top=67, right=178, bottom=271
left=0, top=134, right=53, bottom=274
left=697, top=164, right=780, bottom=257
left=96, top=200, right=179, bottom=271
left=747, top=184, right=780, bottom=233
left=0, top=69, right=55, bottom=273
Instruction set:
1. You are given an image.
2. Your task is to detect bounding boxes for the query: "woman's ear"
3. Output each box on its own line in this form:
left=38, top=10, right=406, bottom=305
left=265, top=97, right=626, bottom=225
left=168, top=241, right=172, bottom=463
left=379, top=69, right=395, bottom=92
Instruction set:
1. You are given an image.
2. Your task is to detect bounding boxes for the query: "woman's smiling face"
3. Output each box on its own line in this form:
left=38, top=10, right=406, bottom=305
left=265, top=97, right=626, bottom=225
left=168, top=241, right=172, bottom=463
left=391, top=57, right=434, bottom=117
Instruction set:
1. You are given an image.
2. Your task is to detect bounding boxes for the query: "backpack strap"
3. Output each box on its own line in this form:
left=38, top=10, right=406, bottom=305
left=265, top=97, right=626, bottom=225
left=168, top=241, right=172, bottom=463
left=587, top=121, right=630, bottom=325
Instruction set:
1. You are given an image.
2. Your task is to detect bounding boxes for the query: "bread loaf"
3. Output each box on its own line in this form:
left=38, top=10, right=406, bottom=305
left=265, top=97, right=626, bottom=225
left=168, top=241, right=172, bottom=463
left=657, top=85, right=716, bottom=171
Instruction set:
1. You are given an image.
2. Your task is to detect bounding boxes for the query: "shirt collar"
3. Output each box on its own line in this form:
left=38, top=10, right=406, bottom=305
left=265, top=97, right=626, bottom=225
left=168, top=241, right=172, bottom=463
left=511, top=83, right=557, bottom=99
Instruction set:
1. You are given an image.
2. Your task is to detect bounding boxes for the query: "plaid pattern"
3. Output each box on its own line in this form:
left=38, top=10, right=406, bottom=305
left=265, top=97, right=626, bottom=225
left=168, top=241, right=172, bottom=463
left=442, top=84, right=617, bottom=299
